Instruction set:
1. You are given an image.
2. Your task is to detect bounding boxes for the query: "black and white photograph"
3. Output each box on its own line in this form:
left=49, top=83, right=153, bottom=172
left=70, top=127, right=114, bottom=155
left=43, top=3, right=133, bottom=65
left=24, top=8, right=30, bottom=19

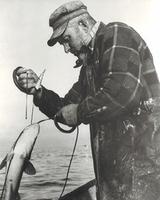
left=0, top=0, right=160, bottom=199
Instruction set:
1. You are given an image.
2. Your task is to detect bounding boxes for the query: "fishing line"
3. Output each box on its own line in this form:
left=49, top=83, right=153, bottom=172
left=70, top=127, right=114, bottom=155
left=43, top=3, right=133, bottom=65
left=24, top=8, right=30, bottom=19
left=25, top=72, right=28, bottom=119
left=0, top=155, right=14, bottom=199
left=0, top=119, right=50, bottom=199
left=37, top=118, right=79, bottom=199
left=37, top=118, right=51, bottom=124
left=30, top=102, right=34, bottom=125
left=30, top=69, right=46, bottom=125
left=58, top=126, right=79, bottom=199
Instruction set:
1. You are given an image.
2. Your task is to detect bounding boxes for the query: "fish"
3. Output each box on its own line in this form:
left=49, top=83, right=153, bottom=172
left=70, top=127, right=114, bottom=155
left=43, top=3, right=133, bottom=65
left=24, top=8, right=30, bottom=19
left=0, top=123, right=40, bottom=200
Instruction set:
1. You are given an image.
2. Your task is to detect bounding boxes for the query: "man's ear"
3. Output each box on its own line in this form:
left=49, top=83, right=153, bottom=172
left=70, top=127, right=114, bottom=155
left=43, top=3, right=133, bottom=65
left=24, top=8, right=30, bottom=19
left=78, top=20, right=89, bottom=33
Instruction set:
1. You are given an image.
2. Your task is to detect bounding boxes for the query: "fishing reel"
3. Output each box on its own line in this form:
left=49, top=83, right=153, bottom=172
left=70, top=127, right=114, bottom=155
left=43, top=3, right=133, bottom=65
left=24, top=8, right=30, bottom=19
left=13, top=67, right=76, bottom=133
left=13, top=66, right=32, bottom=94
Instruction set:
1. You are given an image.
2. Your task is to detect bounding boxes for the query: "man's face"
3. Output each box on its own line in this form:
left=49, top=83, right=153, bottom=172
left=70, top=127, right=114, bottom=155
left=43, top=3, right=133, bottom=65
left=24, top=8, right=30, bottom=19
left=58, top=22, right=86, bottom=58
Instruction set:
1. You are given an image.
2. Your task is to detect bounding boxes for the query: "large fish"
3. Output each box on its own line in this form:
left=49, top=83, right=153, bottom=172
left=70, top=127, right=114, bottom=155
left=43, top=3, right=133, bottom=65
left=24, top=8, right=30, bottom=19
left=0, top=123, right=40, bottom=200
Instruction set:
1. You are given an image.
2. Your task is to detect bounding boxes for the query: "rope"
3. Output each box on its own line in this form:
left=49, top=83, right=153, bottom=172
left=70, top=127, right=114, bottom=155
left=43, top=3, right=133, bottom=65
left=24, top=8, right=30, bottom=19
left=30, top=102, right=34, bottom=125
left=37, top=118, right=51, bottom=124
left=58, top=126, right=79, bottom=199
left=25, top=72, right=28, bottom=119
left=38, top=118, right=79, bottom=199
left=0, top=119, right=79, bottom=199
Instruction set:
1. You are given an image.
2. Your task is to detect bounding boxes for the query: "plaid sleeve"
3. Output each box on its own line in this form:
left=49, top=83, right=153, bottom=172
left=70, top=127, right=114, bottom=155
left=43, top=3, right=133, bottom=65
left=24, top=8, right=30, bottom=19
left=77, top=23, right=145, bottom=124
left=34, top=68, right=84, bottom=118
left=33, top=86, right=63, bottom=118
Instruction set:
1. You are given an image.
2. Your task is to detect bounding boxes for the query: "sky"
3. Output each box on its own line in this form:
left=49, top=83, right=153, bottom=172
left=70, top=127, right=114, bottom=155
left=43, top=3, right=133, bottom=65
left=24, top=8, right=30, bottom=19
left=0, top=0, right=160, bottom=145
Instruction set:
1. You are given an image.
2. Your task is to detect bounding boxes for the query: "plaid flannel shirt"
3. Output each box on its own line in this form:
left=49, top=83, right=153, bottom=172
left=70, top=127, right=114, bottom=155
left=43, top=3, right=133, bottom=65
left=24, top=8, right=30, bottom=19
left=64, top=22, right=160, bottom=124
left=34, top=22, right=160, bottom=123
left=34, top=22, right=160, bottom=200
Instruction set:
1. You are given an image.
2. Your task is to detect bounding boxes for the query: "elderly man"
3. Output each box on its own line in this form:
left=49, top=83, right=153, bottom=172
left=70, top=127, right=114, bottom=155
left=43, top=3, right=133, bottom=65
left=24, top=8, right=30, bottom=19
left=15, top=1, right=160, bottom=200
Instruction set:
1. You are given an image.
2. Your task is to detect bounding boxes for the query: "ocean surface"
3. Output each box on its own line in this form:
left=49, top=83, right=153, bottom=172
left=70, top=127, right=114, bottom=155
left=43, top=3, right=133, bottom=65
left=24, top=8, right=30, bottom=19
left=0, top=126, right=95, bottom=200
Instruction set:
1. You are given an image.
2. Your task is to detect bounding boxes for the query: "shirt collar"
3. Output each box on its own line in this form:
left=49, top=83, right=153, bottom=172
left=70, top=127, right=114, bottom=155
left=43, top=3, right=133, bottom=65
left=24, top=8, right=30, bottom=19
left=73, top=22, right=100, bottom=68
left=88, top=21, right=100, bottom=52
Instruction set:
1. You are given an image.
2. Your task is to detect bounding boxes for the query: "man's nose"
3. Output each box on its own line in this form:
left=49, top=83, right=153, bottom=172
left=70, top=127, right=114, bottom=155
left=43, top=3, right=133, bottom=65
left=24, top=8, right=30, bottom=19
left=63, top=43, right=70, bottom=53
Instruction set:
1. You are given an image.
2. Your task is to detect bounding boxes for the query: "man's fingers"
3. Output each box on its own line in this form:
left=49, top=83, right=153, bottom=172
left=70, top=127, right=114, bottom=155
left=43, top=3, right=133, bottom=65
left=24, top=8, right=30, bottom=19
left=19, top=73, right=37, bottom=79
left=55, top=111, right=66, bottom=124
left=56, top=104, right=78, bottom=126
left=14, top=67, right=40, bottom=95
left=16, top=68, right=38, bottom=79
left=16, top=67, right=27, bottom=75
left=17, top=68, right=39, bottom=87
left=18, top=80, right=36, bottom=88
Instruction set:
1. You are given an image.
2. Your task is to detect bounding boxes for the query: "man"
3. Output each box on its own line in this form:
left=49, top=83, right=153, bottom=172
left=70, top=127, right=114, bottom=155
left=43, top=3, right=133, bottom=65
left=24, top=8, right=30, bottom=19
left=15, top=1, right=160, bottom=200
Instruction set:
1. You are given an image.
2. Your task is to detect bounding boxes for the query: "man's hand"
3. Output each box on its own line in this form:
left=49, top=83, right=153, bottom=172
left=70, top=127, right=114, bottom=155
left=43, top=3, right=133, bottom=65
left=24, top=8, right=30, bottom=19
left=15, top=67, right=40, bottom=95
left=56, top=104, right=79, bottom=127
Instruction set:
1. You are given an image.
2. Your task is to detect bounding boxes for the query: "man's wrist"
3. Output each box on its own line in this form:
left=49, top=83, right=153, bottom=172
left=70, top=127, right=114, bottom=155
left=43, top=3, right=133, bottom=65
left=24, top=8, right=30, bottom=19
left=34, top=86, right=43, bottom=99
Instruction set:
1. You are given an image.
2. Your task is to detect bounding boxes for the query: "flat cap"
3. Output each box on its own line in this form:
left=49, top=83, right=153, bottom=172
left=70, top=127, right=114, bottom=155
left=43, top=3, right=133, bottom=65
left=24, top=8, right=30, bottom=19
left=47, top=1, right=88, bottom=46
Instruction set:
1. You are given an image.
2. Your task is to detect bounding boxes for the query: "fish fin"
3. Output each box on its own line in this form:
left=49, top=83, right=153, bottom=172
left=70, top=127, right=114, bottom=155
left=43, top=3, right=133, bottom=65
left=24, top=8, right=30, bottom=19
left=24, top=160, right=36, bottom=175
left=0, top=151, right=15, bottom=170
left=0, top=155, right=8, bottom=169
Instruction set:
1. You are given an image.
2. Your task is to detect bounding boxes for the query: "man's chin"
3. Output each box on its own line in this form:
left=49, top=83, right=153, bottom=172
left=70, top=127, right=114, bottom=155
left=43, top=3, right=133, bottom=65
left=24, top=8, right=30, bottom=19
left=72, top=51, right=79, bottom=57
left=70, top=50, right=86, bottom=61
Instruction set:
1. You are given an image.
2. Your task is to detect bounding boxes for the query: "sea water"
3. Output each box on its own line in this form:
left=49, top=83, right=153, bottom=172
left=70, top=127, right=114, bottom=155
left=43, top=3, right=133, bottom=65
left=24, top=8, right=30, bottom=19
left=0, top=128, right=94, bottom=200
